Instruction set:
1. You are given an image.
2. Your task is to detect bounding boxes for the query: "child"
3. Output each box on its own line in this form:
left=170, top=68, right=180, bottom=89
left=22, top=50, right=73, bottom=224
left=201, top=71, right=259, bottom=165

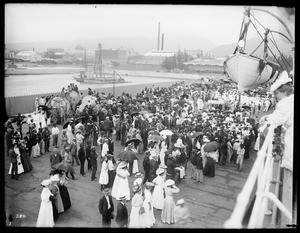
left=236, top=143, right=245, bottom=172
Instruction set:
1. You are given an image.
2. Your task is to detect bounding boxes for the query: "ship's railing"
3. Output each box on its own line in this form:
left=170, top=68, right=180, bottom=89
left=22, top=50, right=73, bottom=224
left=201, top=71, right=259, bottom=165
left=224, top=124, right=292, bottom=228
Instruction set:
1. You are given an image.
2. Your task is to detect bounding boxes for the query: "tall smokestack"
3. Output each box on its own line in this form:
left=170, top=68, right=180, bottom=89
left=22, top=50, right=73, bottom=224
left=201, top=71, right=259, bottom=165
left=157, top=22, right=160, bottom=51
left=161, top=33, right=164, bottom=51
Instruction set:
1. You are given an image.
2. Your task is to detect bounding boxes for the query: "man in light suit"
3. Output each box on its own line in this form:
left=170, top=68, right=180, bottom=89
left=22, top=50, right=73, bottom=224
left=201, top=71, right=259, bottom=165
left=115, top=196, right=128, bottom=228
left=98, top=188, right=114, bottom=228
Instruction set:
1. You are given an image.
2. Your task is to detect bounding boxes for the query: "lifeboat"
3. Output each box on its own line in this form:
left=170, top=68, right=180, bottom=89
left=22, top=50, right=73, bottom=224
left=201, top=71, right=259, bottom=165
left=224, top=52, right=279, bottom=91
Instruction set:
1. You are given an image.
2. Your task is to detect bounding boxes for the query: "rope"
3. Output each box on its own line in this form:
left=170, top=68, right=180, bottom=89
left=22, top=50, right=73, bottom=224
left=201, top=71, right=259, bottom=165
left=269, top=32, right=293, bottom=70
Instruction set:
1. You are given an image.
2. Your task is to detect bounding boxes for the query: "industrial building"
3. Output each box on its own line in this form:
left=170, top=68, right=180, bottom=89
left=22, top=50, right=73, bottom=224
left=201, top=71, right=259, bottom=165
left=183, top=57, right=225, bottom=73
left=15, top=51, right=42, bottom=62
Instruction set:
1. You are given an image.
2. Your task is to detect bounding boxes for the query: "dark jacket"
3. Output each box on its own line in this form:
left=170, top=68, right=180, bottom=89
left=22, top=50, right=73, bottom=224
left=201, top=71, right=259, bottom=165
left=69, top=142, right=77, bottom=156
left=103, top=119, right=113, bottom=131
left=195, top=154, right=203, bottom=170
left=99, top=195, right=114, bottom=215
left=43, top=129, right=51, bottom=141
left=142, top=155, right=150, bottom=172
left=116, top=202, right=128, bottom=227
left=50, top=152, right=62, bottom=167
left=37, top=131, right=43, bottom=143
left=9, top=148, right=18, bottom=163
left=90, top=150, right=98, bottom=165
left=190, top=150, right=197, bottom=166
left=166, top=157, right=176, bottom=175
left=85, top=145, right=91, bottom=160
left=78, top=146, right=85, bottom=161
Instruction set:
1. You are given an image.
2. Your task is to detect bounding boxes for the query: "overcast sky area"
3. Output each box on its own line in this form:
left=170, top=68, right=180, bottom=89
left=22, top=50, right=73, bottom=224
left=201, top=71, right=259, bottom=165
left=5, top=4, right=295, bottom=46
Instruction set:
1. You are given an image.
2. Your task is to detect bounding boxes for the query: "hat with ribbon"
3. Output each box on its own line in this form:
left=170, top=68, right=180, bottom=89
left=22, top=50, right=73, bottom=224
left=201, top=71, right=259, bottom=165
left=41, top=179, right=51, bottom=187
left=164, top=179, right=175, bottom=187
left=118, top=161, right=128, bottom=168
left=132, top=185, right=142, bottom=193
left=135, top=172, right=143, bottom=178
left=50, top=174, right=60, bottom=182
left=145, top=182, right=155, bottom=188
left=102, top=188, right=111, bottom=195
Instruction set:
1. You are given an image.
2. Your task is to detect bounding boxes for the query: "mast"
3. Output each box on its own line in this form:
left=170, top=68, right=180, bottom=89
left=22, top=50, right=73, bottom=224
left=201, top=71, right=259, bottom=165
left=94, top=43, right=103, bottom=78
left=84, top=47, right=87, bottom=71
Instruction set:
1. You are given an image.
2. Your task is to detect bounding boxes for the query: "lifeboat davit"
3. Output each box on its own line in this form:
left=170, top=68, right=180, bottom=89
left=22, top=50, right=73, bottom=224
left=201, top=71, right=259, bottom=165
left=223, top=6, right=293, bottom=92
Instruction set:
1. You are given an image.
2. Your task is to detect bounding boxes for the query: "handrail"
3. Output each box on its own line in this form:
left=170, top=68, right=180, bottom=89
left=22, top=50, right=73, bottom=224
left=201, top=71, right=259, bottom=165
left=224, top=124, right=292, bottom=228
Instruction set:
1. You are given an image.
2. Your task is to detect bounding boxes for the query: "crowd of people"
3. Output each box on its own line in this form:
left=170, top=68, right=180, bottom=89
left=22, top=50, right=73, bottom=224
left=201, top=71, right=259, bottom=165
left=5, top=70, right=293, bottom=228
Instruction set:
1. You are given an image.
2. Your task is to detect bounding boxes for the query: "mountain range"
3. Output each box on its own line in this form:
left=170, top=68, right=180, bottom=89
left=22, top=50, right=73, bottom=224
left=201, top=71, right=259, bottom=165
left=5, top=35, right=293, bottom=58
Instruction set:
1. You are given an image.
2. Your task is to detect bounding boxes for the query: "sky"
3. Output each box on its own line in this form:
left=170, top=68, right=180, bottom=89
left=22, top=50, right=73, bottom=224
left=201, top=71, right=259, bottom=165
left=5, top=4, right=295, bottom=46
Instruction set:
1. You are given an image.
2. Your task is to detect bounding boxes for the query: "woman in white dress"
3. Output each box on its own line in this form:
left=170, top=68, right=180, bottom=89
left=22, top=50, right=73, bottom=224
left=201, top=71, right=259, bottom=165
left=159, top=139, right=168, bottom=167
left=101, top=139, right=109, bottom=158
left=111, top=161, right=130, bottom=200
left=66, top=122, right=74, bottom=144
left=152, top=168, right=165, bottom=210
left=129, top=185, right=146, bottom=228
left=161, top=179, right=180, bottom=225
left=38, top=109, right=47, bottom=129
left=36, top=179, right=54, bottom=227
left=142, top=182, right=156, bottom=228
left=9, top=142, right=24, bottom=175
left=99, top=156, right=109, bottom=191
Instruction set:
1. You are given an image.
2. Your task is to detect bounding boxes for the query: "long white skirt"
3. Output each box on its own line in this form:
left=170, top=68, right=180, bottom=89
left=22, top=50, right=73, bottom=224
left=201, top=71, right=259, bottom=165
left=9, top=157, right=24, bottom=175
left=152, top=186, right=164, bottom=210
left=99, top=170, right=109, bottom=185
left=132, top=160, right=139, bottom=174
left=175, top=166, right=185, bottom=178
left=36, top=188, right=54, bottom=227
left=254, top=135, right=260, bottom=151
left=129, top=205, right=144, bottom=228
left=31, top=144, right=40, bottom=157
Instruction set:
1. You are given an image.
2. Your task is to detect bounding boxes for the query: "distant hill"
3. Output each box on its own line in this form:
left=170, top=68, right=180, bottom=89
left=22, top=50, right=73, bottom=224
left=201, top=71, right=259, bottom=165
left=209, top=37, right=294, bottom=58
left=5, top=36, right=218, bottom=55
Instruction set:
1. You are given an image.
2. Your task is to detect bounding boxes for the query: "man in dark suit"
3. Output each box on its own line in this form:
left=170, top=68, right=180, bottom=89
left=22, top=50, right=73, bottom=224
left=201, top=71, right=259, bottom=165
left=90, top=146, right=98, bottom=181
left=98, top=188, right=115, bottom=228
left=142, top=151, right=150, bottom=184
left=49, top=146, right=62, bottom=167
left=149, top=155, right=159, bottom=182
left=78, top=143, right=86, bottom=176
left=115, top=196, right=128, bottom=228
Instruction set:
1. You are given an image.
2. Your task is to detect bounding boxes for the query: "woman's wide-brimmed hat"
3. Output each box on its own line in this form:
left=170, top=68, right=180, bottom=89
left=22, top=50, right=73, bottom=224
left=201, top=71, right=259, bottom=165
left=156, top=168, right=165, bottom=175
left=145, top=182, right=155, bottom=188
left=50, top=174, right=60, bottom=182
left=164, top=179, right=175, bottom=187
left=118, top=161, right=128, bottom=168
left=132, top=185, right=142, bottom=193
left=135, top=172, right=143, bottom=178
left=41, top=179, right=51, bottom=187
left=119, top=196, right=126, bottom=201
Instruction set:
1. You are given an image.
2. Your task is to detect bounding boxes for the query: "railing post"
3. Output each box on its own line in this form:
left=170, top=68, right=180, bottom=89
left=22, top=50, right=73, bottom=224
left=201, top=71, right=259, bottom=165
left=269, top=158, right=282, bottom=227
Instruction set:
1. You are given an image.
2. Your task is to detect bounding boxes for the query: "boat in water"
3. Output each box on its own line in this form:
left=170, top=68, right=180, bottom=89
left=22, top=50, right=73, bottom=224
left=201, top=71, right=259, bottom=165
left=73, top=70, right=127, bottom=84
left=73, top=43, right=127, bottom=84
left=223, top=7, right=294, bottom=91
